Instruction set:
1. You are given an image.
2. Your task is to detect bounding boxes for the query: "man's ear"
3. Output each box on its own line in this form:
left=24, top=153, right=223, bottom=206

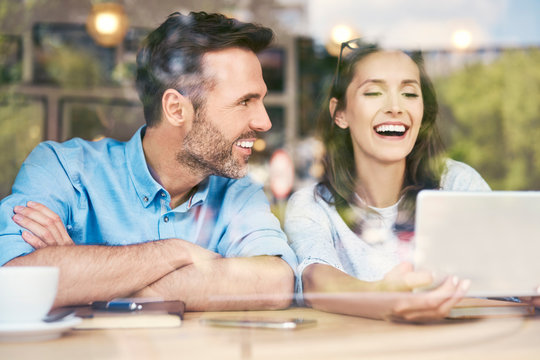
left=161, top=89, right=194, bottom=127
left=329, top=97, right=348, bottom=129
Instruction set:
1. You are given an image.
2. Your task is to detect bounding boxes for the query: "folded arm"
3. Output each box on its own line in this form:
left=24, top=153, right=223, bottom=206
left=7, top=202, right=219, bottom=308
left=302, top=263, right=470, bottom=322
left=10, top=201, right=293, bottom=311
left=6, top=239, right=218, bottom=308
left=133, top=255, right=294, bottom=311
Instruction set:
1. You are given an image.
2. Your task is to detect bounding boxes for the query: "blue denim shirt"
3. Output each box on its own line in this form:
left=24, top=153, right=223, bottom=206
left=0, top=126, right=297, bottom=270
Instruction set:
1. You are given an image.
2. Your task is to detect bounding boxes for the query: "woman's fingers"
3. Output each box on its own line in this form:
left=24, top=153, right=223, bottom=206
left=403, top=271, right=434, bottom=290
left=382, top=262, right=433, bottom=291
left=388, top=276, right=471, bottom=322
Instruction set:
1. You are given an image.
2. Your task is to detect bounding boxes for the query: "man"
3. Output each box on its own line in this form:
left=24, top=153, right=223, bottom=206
left=0, top=11, right=296, bottom=311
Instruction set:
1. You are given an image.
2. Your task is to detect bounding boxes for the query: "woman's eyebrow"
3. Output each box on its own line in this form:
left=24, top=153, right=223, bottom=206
left=358, top=79, right=385, bottom=87
left=402, top=79, right=420, bottom=85
left=357, top=79, right=420, bottom=87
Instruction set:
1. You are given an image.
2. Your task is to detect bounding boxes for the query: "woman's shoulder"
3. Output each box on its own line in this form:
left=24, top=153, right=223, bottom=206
left=288, top=183, right=327, bottom=208
left=441, top=158, right=491, bottom=191
left=286, top=183, right=335, bottom=219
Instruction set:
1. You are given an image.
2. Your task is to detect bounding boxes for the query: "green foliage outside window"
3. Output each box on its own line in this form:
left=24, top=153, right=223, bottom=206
left=436, top=49, right=540, bottom=190
left=0, top=93, right=44, bottom=198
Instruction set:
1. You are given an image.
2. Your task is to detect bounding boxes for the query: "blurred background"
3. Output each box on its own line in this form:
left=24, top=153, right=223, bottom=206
left=1, top=0, right=539, bottom=215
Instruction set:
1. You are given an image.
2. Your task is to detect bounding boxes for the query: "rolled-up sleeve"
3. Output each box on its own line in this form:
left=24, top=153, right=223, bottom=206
left=217, top=180, right=298, bottom=274
left=0, top=144, right=74, bottom=265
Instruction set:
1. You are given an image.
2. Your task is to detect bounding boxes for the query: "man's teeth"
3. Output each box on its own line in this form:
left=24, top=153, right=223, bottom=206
left=375, top=124, right=406, bottom=135
left=236, top=141, right=254, bottom=148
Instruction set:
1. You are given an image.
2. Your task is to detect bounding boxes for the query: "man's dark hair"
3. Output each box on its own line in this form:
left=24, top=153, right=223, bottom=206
left=135, top=11, right=274, bottom=127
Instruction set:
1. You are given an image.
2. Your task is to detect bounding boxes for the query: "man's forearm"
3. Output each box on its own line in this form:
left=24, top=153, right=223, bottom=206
left=135, top=256, right=295, bottom=311
left=5, top=239, right=199, bottom=307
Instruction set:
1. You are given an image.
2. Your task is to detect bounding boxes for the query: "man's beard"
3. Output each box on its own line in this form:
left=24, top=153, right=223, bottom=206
left=177, top=110, right=255, bottom=179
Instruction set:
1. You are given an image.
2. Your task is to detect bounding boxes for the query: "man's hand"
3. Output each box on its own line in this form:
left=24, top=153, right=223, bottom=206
left=12, top=201, right=221, bottom=264
left=12, top=201, right=74, bottom=248
left=131, top=255, right=293, bottom=311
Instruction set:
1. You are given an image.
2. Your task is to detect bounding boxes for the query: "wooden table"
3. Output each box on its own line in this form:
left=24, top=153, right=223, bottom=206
left=1, top=307, right=540, bottom=359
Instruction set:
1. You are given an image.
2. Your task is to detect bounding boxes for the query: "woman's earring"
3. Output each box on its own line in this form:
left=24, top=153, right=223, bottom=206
left=334, top=113, right=349, bottom=129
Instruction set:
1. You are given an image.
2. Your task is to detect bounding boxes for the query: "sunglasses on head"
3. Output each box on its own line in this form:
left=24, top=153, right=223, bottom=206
left=334, top=38, right=374, bottom=89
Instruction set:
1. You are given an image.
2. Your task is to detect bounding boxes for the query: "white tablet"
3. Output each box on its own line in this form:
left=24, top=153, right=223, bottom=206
left=414, top=190, right=540, bottom=297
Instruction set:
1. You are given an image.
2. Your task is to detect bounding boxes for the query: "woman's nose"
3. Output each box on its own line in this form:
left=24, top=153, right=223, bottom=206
left=384, top=93, right=404, bottom=116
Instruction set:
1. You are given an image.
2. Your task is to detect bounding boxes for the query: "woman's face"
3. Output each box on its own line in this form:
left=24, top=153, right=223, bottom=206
left=332, top=50, right=423, bottom=166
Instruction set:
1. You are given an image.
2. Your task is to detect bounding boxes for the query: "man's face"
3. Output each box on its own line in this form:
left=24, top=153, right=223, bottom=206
left=177, top=48, right=271, bottom=179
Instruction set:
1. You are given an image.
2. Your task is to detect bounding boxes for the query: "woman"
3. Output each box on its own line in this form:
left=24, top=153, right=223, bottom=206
left=285, top=43, right=490, bottom=322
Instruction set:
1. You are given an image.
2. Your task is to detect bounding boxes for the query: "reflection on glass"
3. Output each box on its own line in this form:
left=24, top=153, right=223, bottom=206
left=60, top=99, right=145, bottom=142
left=258, top=47, right=285, bottom=93
left=32, top=23, right=116, bottom=87
left=0, top=35, right=22, bottom=85
left=0, top=95, right=45, bottom=198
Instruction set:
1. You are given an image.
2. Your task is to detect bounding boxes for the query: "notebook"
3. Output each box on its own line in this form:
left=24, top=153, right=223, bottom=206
left=73, top=298, right=184, bottom=330
left=414, top=190, right=540, bottom=297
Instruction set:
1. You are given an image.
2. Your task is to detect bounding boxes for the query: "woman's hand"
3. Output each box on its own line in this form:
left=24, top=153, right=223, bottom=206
left=303, top=262, right=470, bottom=323
left=520, top=287, right=540, bottom=307
left=379, top=262, right=434, bottom=292
left=375, top=262, right=470, bottom=322
left=383, top=276, right=471, bottom=323
left=12, top=201, right=74, bottom=248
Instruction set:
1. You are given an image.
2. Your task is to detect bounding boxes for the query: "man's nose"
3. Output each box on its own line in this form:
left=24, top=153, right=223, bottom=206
left=249, top=104, right=272, bottom=132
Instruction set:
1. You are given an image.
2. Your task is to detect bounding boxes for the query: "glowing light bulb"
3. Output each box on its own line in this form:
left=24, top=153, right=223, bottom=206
left=452, top=30, right=472, bottom=50
left=326, top=25, right=360, bottom=57
left=95, top=12, right=119, bottom=35
left=86, top=3, right=129, bottom=47
left=331, top=25, right=355, bottom=45
left=253, top=138, right=266, bottom=152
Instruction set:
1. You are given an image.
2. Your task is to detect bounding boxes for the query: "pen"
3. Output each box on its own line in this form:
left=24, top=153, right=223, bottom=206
left=92, top=300, right=143, bottom=312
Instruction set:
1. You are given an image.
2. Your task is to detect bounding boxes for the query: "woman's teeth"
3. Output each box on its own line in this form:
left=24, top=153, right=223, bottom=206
left=375, top=124, right=406, bottom=136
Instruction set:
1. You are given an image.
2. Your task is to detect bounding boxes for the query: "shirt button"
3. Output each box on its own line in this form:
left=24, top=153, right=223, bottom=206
left=143, top=196, right=149, bottom=202
left=161, top=192, right=166, bottom=197
left=164, top=216, right=169, bottom=223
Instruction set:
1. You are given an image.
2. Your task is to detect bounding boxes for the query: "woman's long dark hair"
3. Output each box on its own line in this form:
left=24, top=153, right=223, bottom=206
left=316, top=44, right=446, bottom=233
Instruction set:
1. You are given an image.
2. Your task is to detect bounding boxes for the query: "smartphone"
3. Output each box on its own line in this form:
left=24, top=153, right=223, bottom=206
left=200, top=317, right=317, bottom=329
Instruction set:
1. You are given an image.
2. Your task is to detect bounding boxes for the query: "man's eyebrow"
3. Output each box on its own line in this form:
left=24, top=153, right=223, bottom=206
left=234, top=92, right=267, bottom=103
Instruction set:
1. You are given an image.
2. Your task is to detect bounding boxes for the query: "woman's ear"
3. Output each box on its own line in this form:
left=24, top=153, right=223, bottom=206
left=161, top=89, right=194, bottom=127
left=329, top=97, right=348, bottom=129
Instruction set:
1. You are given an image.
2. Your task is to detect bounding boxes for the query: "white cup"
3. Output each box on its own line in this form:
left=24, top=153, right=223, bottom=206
left=0, top=266, right=59, bottom=323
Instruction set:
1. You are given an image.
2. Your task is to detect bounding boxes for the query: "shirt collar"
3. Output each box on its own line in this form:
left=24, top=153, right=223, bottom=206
left=188, top=177, right=210, bottom=209
left=125, top=126, right=163, bottom=208
left=126, top=126, right=212, bottom=209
